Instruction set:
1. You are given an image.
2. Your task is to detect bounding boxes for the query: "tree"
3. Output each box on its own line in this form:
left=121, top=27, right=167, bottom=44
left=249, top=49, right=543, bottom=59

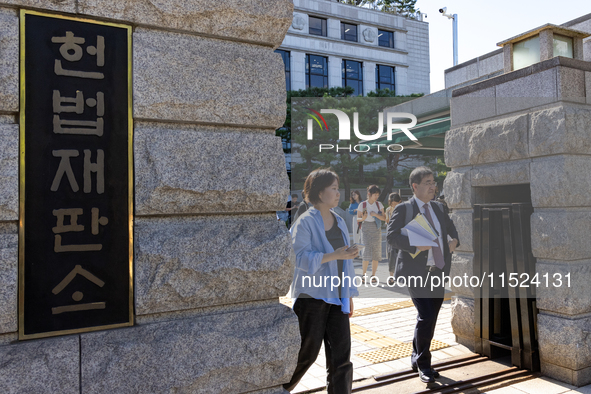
left=380, top=0, right=419, bottom=17
left=335, top=0, right=421, bottom=20
left=336, top=0, right=371, bottom=5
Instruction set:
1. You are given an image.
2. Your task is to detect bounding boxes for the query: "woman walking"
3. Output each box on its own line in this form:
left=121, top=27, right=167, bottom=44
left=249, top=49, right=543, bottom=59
left=284, top=169, right=360, bottom=394
left=357, top=185, right=386, bottom=283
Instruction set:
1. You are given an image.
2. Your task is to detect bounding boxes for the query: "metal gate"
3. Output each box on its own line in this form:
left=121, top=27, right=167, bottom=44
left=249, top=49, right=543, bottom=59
left=473, top=203, right=540, bottom=371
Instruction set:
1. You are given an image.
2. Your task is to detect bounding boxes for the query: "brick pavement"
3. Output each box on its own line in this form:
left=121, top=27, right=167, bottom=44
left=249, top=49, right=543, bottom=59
left=286, top=254, right=471, bottom=393
left=283, top=251, right=591, bottom=394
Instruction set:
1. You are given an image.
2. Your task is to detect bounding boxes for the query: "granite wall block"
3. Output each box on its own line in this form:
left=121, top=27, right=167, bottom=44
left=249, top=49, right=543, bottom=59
left=468, top=114, right=529, bottom=165
left=134, top=122, right=289, bottom=215
left=529, top=105, right=591, bottom=157
left=531, top=155, right=591, bottom=208
left=0, top=336, right=79, bottom=394
left=81, top=305, right=300, bottom=394
left=133, top=28, right=287, bottom=128
left=536, top=260, right=591, bottom=316
left=0, top=232, right=17, bottom=334
left=531, top=209, right=591, bottom=261
left=443, top=168, right=471, bottom=209
left=134, top=214, right=292, bottom=315
left=78, top=0, right=293, bottom=48
left=0, top=8, right=18, bottom=113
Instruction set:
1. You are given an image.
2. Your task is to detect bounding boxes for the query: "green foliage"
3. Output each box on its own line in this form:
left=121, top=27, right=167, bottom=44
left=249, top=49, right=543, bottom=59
left=366, top=89, right=424, bottom=98
left=335, top=0, right=421, bottom=19
left=336, top=0, right=371, bottom=5
left=340, top=201, right=351, bottom=210
left=433, top=156, right=450, bottom=185
left=381, top=0, right=419, bottom=17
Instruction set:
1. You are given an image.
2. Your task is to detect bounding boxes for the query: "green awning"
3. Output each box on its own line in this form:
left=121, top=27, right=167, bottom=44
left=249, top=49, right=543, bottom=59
left=369, top=116, right=450, bottom=155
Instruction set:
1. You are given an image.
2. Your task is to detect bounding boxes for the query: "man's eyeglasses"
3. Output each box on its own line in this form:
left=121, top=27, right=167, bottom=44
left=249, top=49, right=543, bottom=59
left=421, top=181, right=437, bottom=187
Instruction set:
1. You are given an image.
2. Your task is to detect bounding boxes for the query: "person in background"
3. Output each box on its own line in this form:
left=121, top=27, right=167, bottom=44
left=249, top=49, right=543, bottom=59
left=277, top=195, right=290, bottom=226
left=385, top=192, right=402, bottom=224
left=436, top=194, right=450, bottom=216
left=293, top=192, right=311, bottom=225
left=357, top=185, right=386, bottom=283
left=286, top=194, right=299, bottom=228
left=385, top=192, right=402, bottom=285
left=348, top=190, right=362, bottom=245
left=284, top=168, right=359, bottom=393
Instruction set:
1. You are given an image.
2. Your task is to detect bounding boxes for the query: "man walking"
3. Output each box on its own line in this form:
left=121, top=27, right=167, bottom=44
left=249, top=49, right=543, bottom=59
left=386, top=167, right=459, bottom=383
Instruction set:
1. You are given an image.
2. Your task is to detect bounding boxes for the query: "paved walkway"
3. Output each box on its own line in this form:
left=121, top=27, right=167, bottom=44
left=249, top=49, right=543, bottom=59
left=284, top=250, right=591, bottom=394
left=284, top=256, right=469, bottom=393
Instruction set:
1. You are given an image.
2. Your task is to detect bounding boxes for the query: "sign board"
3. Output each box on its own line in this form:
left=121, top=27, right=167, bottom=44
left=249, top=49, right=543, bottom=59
left=19, top=10, right=133, bottom=339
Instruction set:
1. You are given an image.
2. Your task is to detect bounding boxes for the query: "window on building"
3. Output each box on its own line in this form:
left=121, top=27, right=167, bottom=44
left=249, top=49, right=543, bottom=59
left=378, top=30, right=394, bottom=48
left=553, top=34, right=573, bottom=58
left=513, top=36, right=540, bottom=70
left=341, top=22, right=357, bottom=42
left=342, top=60, right=363, bottom=96
left=274, top=49, right=291, bottom=91
left=375, top=65, right=395, bottom=92
left=306, top=54, right=328, bottom=89
left=309, top=16, right=327, bottom=37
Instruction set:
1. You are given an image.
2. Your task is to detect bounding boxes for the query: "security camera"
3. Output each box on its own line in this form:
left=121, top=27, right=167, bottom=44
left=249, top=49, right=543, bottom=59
left=439, top=7, right=446, bottom=13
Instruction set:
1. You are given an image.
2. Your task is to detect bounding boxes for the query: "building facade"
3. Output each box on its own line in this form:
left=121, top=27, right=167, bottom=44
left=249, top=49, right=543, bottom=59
left=276, top=0, right=430, bottom=96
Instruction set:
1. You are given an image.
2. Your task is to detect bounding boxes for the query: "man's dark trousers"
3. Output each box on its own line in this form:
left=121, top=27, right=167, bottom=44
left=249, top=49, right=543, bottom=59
left=407, top=268, right=445, bottom=372
left=386, top=196, right=459, bottom=374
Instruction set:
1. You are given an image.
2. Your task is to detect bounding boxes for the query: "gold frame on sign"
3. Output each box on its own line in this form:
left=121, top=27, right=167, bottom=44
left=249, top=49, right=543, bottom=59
left=18, top=9, right=134, bottom=340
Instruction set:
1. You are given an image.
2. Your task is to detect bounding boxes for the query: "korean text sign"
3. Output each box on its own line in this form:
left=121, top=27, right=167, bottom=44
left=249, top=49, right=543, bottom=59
left=19, top=11, right=133, bottom=339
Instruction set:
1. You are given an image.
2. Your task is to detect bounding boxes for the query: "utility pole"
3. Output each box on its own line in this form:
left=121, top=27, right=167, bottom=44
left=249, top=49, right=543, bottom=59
left=439, top=7, right=458, bottom=66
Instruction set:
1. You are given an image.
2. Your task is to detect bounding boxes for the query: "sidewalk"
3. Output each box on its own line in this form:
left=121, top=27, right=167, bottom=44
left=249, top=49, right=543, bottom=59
left=282, top=256, right=470, bottom=393
left=282, top=254, right=591, bottom=394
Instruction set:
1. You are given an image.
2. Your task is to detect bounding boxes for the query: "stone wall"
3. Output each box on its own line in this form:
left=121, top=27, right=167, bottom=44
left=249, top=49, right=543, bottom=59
left=0, top=1, right=299, bottom=392
left=444, top=49, right=504, bottom=89
left=444, top=56, right=591, bottom=386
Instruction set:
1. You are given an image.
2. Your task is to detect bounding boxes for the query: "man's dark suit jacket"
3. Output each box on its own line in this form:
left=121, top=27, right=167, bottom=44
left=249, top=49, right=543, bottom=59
left=386, top=196, right=460, bottom=279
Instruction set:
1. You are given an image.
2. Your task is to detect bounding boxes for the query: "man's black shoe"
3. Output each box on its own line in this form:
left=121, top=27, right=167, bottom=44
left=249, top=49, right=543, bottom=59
left=412, top=364, right=440, bottom=378
left=418, top=370, right=435, bottom=383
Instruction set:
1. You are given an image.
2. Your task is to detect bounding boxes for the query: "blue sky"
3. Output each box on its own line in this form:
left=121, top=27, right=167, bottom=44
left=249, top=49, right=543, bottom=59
left=416, top=0, right=590, bottom=92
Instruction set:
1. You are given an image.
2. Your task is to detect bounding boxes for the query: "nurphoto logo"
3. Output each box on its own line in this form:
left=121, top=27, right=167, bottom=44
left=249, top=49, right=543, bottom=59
left=306, top=109, right=419, bottom=153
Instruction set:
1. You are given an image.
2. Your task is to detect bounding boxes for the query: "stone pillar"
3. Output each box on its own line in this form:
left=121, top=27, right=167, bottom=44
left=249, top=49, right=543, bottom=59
left=363, top=61, right=376, bottom=96
left=327, top=18, right=340, bottom=40
left=0, top=1, right=300, bottom=393
left=503, top=44, right=513, bottom=73
left=539, top=29, right=554, bottom=61
left=395, top=66, right=408, bottom=95
left=329, top=55, right=342, bottom=88
left=445, top=57, right=591, bottom=387
left=574, top=37, right=584, bottom=60
left=291, top=50, right=307, bottom=91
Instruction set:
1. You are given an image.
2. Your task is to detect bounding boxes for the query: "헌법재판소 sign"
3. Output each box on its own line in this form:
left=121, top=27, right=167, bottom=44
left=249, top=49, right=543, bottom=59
left=19, top=10, right=133, bottom=339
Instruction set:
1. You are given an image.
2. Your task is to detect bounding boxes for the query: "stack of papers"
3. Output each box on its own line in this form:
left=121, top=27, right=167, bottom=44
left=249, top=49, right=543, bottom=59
left=402, top=214, right=438, bottom=259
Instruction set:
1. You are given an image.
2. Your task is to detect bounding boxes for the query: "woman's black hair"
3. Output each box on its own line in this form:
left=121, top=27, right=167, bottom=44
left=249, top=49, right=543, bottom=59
left=303, top=168, right=340, bottom=205
left=367, top=184, right=380, bottom=195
